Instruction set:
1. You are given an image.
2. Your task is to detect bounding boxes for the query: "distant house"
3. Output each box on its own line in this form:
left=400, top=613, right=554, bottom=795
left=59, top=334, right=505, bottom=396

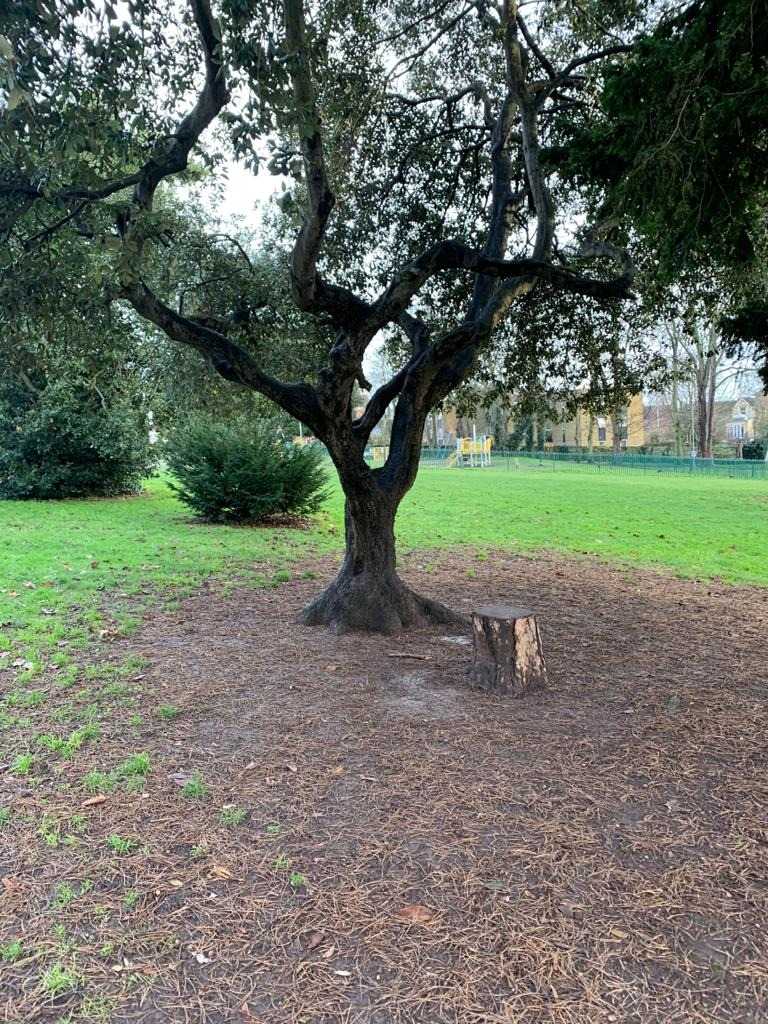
left=726, top=398, right=756, bottom=441
left=645, top=393, right=766, bottom=452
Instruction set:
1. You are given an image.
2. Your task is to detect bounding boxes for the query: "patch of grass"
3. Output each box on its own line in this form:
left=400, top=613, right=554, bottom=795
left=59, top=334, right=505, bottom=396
left=0, top=475, right=339, bottom=668
left=154, top=703, right=181, bottom=721
left=395, top=467, right=768, bottom=587
left=116, top=752, right=151, bottom=778
left=99, top=681, right=132, bottom=701
left=37, top=723, right=100, bottom=758
left=19, top=689, right=46, bottom=707
left=181, top=769, right=205, bottom=799
left=82, top=769, right=118, bottom=794
left=122, top=890, right=140, bottom=909
left=218, top=806, right=246, bottom=826
left=80, top=993, right=118, bottom=1022
left=274, top=852, right=290, bottom=870
left=40, top=960, right=81, bottom=997
left=106, top=834, right=137, bottom=855
left=38, top=813, right=61, bottom=847
left=0, top=808, right=10, bottom=828
left=272, top=568, right=292, bottom=584
left=289, top=871, right=306, bottom=887
left=53, top=882, right=78, bottom=909
left=9, top=752, right=33, bottom=775
left=2, top=940, right=23, bottom=963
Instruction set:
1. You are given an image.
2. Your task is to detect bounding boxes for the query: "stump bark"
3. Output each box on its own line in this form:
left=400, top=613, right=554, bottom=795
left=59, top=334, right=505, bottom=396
left=469, top=605, right=548, bottom=697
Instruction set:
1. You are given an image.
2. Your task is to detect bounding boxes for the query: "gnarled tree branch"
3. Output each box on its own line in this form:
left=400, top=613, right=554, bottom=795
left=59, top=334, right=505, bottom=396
left=122, top=281, right=325, bottom=434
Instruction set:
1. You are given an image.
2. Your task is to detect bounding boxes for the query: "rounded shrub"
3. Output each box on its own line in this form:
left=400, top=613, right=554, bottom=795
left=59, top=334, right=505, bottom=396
left=0, top=375, right=153, bottom=500
left=742, top=436, right=767, bottom=461
left=164, top=418, right=329, bottom=523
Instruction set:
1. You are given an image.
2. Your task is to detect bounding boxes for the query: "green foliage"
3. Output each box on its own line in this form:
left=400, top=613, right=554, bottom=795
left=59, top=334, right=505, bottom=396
left=164, top=419, right=328, bottom=524
left=742, top=437, right=767, bottom=461
left=0, top=375, right=152, bottom=500
left=565, top=0, right=768, bottom=276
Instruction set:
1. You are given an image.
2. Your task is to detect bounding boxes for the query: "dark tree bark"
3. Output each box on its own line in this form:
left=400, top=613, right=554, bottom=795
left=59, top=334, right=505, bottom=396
left=300, top=472, right=464, bottom=634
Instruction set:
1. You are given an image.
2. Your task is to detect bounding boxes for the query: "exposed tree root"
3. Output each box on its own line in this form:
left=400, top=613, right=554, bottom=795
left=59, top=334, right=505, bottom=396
left=299, top=569, right=469, bottom=635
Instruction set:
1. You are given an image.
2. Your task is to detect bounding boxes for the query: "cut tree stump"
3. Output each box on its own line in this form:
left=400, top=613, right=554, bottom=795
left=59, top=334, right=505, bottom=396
left=469, top=605, right=548, bottom=697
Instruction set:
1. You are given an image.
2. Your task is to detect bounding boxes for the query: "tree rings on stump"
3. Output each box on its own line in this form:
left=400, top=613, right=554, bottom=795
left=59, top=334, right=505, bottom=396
left=469, top=605, right=548, bottom=697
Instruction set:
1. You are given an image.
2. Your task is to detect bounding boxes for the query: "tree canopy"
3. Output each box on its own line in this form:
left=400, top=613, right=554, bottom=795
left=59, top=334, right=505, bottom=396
left=562, top=0, right=768, bottom=381
left=2, top=0, right=746, bottom=630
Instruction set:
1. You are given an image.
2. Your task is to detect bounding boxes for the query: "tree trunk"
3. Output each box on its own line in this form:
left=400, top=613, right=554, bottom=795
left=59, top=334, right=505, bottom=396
left=299, top=480, right=466, bottom=635
left=611, top=407, right=623, bottom=453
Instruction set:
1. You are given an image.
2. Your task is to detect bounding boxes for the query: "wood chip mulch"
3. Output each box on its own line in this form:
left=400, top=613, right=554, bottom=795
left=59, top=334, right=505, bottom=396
left=2, top=549, right=767, bottom=1023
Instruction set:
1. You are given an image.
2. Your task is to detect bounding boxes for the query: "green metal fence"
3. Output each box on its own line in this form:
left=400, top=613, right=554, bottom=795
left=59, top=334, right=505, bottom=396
left=412, top=448, right=768, bottom=479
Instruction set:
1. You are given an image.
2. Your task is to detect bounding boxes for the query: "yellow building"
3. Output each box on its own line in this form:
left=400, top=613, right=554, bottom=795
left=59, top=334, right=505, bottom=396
left=552, top=393, right=645, bottom=450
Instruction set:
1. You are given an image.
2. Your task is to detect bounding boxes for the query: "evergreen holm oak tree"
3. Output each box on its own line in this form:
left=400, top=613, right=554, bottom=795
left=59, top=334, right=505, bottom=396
left=1, top=0, right=642, bottom=633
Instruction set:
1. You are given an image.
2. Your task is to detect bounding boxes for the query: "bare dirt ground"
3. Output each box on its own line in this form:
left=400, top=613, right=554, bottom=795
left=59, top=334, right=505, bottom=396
left=3, top=550, right=768, bottom=1023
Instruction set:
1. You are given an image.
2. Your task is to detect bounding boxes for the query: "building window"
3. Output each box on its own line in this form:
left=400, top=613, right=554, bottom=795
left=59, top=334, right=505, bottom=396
left=729, top=423, right=745, bottom=439
left=598, top=426, right=607, bottom=442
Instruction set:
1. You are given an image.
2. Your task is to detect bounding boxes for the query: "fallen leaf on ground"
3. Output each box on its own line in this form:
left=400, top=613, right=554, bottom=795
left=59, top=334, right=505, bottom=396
left=396, top=904, right=436, bottom=924
left=321, top=945, right=335, bottom=959
left=208, top=863, right=233, bottom=880
left=194, top=952, right=211, bottom=964
left=168, top=770, right=192, bottom=786
left=334, top=969, right=352, bottom=977
left=23, top=581, right=36, bottom=588
left=81, top=795, right=107, bottom=808
left=610, top=928, right=630, bottom=940
left=306, top=930, right=325, bottom=951
left=285, top=762, right=298, bottom=773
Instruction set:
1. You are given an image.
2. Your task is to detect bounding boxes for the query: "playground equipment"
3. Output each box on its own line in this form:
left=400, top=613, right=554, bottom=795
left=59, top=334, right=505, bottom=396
left=448, top=433, right=493, bottom=467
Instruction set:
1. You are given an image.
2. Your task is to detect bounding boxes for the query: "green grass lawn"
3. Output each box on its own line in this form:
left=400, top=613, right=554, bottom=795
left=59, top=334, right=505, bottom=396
left=394, top=466, right=768, bottom=586
left=1, top=467, right=766, bottom=665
